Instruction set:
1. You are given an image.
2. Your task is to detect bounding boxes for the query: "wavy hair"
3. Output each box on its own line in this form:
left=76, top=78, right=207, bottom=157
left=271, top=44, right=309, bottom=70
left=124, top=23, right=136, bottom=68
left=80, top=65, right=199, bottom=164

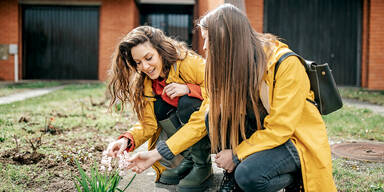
left=199, top=4, right=276, bottom=152
left=108, top=26, right=189, bottom=120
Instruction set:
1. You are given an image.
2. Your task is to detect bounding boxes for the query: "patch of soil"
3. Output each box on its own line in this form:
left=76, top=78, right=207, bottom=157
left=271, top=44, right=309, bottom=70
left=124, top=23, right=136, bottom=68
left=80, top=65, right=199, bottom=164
left=45, top=177, right=76, bottom=192
left=12, top=151, right=45, bottom=164
left=40, top=125, right=62, bottom=135
left=18, top=116, right=30, bottom=123
left=1, top=149, right=45, bottom=165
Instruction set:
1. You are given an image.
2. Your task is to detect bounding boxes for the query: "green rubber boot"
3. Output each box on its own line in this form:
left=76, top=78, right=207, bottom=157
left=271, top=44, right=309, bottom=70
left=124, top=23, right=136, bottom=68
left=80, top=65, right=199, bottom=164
left=159, top=154, right=194, bottom=185
left=177, top=136, right=212, bottom=192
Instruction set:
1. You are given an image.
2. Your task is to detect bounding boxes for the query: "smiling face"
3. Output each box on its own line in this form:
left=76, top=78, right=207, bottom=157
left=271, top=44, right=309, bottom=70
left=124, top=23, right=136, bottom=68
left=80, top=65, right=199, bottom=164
left=131, top=41, right=164, bottom=79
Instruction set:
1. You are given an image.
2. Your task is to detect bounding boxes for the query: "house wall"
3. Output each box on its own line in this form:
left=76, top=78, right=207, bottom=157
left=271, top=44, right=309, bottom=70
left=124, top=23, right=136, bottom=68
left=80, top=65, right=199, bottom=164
left=366, top=0, right=384, bottom=89
left=0, top=0, right=382, bottom=89
left=0, top=0, right=19, bottom=81
left=98, top=0, right=139, bottom=81
left=245, top=0, right=263, bottom=32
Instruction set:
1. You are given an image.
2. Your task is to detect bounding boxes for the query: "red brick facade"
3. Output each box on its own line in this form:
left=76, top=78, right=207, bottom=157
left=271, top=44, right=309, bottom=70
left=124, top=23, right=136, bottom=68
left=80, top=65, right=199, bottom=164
left=99, top=0, right=138, bottom=81
left=245, top=0, right=263, bottom=32
left=366, top=0, right=384, bottom=90
left=196, top=0, right=224, bottom=55
left=0, top=0, right=19, bottom=81
left=0, top=0, right=383, bottom=89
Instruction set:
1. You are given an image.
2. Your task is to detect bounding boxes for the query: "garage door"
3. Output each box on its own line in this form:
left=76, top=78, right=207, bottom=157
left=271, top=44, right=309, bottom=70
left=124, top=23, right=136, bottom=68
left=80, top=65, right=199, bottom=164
left=22, top=5, right=99, bottom=79
left=264, top=0, right=362, bottom=86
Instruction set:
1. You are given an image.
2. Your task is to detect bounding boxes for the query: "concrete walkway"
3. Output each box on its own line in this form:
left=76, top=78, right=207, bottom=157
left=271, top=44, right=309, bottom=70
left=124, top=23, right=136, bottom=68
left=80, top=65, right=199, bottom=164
left=343, top=98, right=384, bottom=115
left=118, top=142, right=223, bottom=192
left=0, top=86, right=65, bottom=105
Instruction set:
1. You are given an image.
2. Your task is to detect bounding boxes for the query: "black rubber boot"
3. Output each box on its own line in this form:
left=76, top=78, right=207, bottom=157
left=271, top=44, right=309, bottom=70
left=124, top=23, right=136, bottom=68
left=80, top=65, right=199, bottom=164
left=177, top=136, right=212, bottom=192
left=218, top=171, right=243, bottom=192
left=159, top=154, right=193, bottom=185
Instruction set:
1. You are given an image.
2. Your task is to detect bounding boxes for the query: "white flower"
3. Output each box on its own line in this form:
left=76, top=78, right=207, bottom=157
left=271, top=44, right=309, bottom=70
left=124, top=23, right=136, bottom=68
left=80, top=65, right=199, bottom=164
left=119, top=170, right=126, bottom=177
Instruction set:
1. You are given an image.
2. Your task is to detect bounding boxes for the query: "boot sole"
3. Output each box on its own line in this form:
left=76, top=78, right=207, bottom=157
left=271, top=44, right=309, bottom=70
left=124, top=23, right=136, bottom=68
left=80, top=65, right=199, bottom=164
left=159, top=169, right=193, bottom=185
left=158, top=176, right=181, bottom=185
left=176, top=175, right=212, bottom=192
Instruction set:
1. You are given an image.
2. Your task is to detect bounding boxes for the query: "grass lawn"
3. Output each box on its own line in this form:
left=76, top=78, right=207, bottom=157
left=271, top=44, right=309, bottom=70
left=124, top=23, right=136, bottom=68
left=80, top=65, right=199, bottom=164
left=323, top=106, right=384, bottom=192
left=0, top=83, right=383, bottom=191
left=0, top=83, right=136, bottom=191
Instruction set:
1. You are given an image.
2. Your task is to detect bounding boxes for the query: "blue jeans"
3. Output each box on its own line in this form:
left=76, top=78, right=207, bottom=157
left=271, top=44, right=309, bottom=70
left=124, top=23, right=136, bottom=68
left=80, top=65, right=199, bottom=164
left=205, top=113, right=301, bottom=192
left=234, top=140, right=301, bottom=192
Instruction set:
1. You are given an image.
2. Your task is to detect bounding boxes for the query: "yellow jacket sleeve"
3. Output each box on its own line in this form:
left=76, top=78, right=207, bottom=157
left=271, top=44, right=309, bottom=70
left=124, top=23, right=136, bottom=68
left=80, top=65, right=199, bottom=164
left=128, top=100, right=159, bottom=148
left=235, top=56, right=310, bottom=160
left=165, top=55, right=208, bottom=155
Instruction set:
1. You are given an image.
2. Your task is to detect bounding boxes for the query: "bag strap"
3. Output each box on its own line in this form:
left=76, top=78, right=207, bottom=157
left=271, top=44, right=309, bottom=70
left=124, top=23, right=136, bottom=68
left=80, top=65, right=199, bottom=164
left=272, top=52, right=317, bottom=107
left=273, top=52, right=300, bottom=88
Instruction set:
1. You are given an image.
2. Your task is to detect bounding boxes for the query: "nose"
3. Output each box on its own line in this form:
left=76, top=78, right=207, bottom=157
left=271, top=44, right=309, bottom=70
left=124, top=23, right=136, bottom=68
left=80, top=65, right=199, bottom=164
left=203, top=40, right=207, bottom=51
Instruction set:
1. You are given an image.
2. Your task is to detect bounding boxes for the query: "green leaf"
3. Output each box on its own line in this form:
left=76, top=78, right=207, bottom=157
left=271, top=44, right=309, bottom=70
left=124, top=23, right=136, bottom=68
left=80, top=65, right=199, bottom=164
left=75, top=160, right=90, bottom=191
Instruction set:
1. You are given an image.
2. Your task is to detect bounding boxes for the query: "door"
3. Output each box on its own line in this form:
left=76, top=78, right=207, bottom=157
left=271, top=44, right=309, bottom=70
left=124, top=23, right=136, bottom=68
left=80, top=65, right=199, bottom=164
left=22, top=5, right=99, bottom=79
left=140, top=4, right=194, bottom=47
left=264, top=0, right=362, bottom=86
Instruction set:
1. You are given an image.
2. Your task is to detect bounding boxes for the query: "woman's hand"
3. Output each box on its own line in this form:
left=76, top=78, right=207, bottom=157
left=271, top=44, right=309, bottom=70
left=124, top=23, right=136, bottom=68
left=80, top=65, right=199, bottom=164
left=127, top=149, right=162, bottom=174
left=215, top=149, right=236, bottom=173
left=106, top=138, right=128, bottom=158
left=163, top=83, right=189, bottom=99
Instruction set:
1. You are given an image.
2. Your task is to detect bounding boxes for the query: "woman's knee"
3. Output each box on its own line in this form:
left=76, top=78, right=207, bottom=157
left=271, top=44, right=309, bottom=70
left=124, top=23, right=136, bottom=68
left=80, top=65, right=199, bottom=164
left=235, top=163, right=269, bottom=192
left=177, top=95, right=202, bottom=123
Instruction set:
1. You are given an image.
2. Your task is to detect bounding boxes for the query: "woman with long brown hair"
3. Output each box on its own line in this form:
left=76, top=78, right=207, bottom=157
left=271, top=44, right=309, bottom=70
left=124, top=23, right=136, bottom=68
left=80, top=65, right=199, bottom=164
left=105, top=26, right=212, bottom=192
left=199, top=4, right=336, bottom=192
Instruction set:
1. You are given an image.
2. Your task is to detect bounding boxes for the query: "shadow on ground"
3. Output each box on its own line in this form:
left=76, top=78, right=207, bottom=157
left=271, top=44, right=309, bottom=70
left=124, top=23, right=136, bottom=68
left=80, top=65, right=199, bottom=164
left=118, top=143, right=224, bottom=191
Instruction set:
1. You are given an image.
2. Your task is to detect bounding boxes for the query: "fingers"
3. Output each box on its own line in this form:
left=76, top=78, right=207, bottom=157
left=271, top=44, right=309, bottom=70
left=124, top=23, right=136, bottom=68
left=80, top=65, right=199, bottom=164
left=169, top=93, right=176, bottom=99
left=106, top=142, right=118, bottom=157
left=126, top=162, right=136, bottom=169
left=163, top=84, right=175, bottom=97
left=128, top=153, right=140, bottom=162
left=163, top=83, right=188, bottom=99
left=117, top=144, right=126, bottom=157
left=163, top=84, right=173, bottom=96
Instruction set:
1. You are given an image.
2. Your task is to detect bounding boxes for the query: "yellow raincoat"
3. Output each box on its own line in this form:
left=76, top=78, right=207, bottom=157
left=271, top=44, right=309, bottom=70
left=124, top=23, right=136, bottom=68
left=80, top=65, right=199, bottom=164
left=124, top=52, right=208, bottom=180
left=235, top=41, right=337, bottom=191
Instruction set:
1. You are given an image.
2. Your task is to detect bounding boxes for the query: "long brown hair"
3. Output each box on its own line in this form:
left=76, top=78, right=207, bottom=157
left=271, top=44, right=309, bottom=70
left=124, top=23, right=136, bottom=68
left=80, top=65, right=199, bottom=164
left=199, top=4, right=276, bottom=152
left=108, top=26, right=189, bottom=120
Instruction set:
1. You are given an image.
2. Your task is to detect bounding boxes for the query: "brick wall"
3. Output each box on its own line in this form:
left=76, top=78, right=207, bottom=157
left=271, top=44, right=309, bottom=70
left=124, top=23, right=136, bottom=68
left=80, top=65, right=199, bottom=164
left=367, top=0, right=384, bottom=89
left=245, top=0, right=263, bottom=32
left=196, top=0, right=224, bottom=55
left=195, top=0, right=264, bottom=56
left=0, top=0, right=18, bottom=81
left=99, top=0, right=138, bottom=81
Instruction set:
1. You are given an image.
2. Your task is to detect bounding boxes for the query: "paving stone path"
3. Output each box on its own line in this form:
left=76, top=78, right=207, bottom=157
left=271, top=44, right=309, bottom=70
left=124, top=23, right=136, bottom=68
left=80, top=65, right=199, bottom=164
left=0, top=86, right=65, bottom=105
left=118, top=142, right=223, bottom=192
left=343, top=98, right=384, bottom=115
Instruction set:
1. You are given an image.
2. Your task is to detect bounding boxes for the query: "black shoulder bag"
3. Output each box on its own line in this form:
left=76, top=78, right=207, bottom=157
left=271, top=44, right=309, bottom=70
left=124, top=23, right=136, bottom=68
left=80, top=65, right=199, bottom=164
left=273, top=52, right=343, bottom=115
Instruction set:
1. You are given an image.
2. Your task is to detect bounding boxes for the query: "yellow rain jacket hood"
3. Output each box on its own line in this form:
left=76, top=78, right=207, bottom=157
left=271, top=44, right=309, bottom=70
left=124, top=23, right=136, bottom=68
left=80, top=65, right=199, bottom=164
left=235, top=40, right=337, bottom=192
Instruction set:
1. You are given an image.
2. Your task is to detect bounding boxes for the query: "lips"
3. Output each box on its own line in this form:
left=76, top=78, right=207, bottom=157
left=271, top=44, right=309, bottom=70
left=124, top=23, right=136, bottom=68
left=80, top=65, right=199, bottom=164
left=149, top=68, right=155, bottom=75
